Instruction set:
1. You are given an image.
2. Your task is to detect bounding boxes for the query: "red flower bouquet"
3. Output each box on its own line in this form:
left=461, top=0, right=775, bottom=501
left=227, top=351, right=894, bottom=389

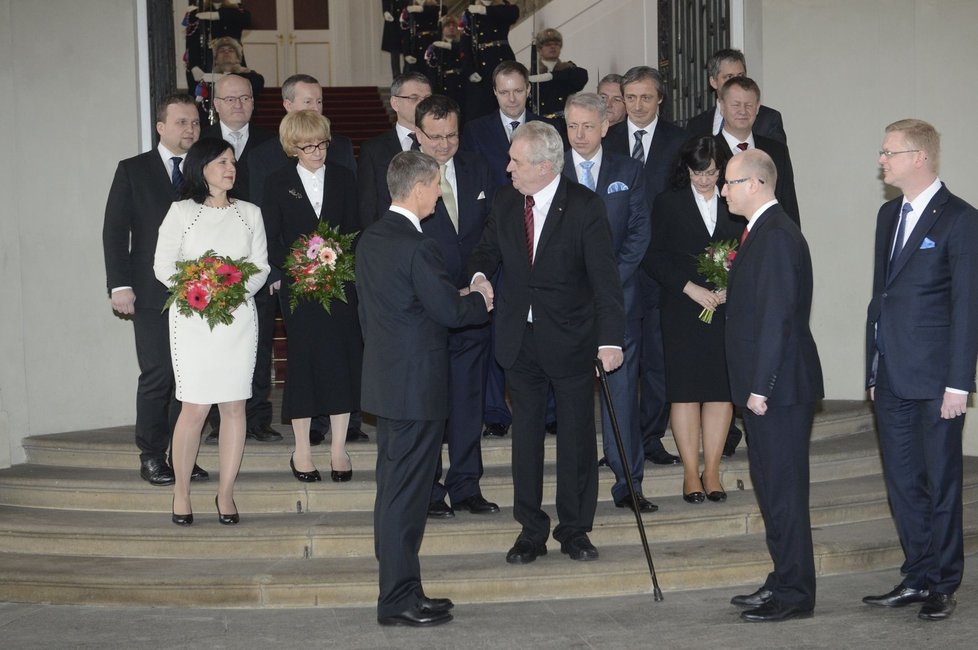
left=284, top=222, right=357, bottom=314
left=163, top=250, right=261, bottom=330
left=694, top=240, right=738, bottom=324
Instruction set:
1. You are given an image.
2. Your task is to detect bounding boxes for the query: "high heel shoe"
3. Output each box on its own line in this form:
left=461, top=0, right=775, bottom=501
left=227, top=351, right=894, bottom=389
left=172, top=497, right=193, bottom=526
left=682, top=478, right=706, bottom=504
left=702, top=473, right=727, bottom=502
left=331, top=451, right=353, bottom=483
left=215, top=495, right=240, bottom=525
left=290, top=453, right=321, bottom=482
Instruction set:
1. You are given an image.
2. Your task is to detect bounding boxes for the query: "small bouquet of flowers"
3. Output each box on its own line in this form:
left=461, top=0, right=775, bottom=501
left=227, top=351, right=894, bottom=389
left=284, top=222, right=357, bottom=314
left=694, top=240, right=738, bottom=324
left=163, top=250, right=261, bottom=330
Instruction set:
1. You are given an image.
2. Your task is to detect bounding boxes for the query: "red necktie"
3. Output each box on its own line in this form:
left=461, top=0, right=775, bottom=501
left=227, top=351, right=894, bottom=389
left=524, top=195, right=535, bottom=265
left=737, top=142, right=749, bottom=151
left=739, top=226, right=749, bottom=246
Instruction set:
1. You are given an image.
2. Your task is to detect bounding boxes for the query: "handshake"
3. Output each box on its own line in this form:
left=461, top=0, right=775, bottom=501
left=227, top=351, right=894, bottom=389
left=459, top=276, right=494, bottom=312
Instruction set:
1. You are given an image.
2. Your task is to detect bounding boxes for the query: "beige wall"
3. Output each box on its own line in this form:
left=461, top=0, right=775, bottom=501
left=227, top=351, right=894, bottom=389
left=2, top=0, right=978, bottom=467
left=0, top=0, right=143, bottom=464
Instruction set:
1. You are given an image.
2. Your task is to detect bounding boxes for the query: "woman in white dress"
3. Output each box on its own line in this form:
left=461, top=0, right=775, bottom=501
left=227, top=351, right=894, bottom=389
left=154, top=137, right=270, bottom=526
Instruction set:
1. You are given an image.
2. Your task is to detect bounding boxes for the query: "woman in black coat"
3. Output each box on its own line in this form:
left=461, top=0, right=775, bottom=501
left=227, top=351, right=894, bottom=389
left=643, top=136, right=741, bottom=504
left=262, top=111, right=362, bottom=484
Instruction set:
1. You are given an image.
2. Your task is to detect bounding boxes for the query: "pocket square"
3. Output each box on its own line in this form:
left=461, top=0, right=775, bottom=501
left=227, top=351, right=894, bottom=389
left=920, top=237, right=936, bottom=250
left=477, top=191, right=486, bottom=200
left=607, top=181, right=629, bottom=193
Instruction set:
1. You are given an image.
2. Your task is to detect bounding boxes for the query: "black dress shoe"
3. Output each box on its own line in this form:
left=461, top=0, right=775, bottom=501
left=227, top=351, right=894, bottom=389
left=346, top=428, right=369, bottom=442
left=545, top=421, right=557, bottom=435
left=140, top=458, right=175, bottom=486
left=330, top=452, right=353, bottom=482
left=506, top=537, right=547, bottom=564
left=918, top=592, right=956, bottom=620
left=190, top=464, right=209, bottom=482
left=615, top=494, right=659, bottom=513
left=378, top=606, right=453, bottom=627
left=246, top=423, right=283, bottom=442
left=427, top=499, right=455, bottom=518
left=309, top=429, right=325, bottom=446
left=419, top=595, right=454, bottom=613
left=289, top=454, right=321, bottom=482
left=482, top=422, right=509, bottom=437
left=215, top=495, right=240, bottom=525
left=723, top=426, right=743, bottom=458
left=731, top=587, right=774, bottom=607
left=560, top=534, right=599, bottom=561
left=646, top=449, right=681, bottom=465
left=862, top=583, right=930, bottom=607
left=741, top=599, right=813, bottom=622
left=454, top=495, right=500, bottom=514
left=598, top=456, right=609, bottom=467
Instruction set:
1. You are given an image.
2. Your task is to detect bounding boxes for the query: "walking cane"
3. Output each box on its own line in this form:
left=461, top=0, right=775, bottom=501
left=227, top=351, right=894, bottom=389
left=594, top=358, right=664, bottom=601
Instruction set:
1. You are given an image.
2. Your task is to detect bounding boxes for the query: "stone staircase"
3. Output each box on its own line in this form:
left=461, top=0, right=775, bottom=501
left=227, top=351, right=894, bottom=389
left=1, top=399, right=976, bottom=607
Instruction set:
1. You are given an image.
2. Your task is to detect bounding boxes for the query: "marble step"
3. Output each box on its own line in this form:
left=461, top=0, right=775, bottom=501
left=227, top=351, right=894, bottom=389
left=1, top=502, right=975, bottom=608
left=3, top=470, right=973, bottom=561
left=21, top=400, right=874, bottom=472
left=0, top=431, right=886, bottom=513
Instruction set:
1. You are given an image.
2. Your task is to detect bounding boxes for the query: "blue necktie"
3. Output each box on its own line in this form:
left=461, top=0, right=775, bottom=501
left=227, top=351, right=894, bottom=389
left=631, top=130, right=646, bottom=161
left=170, top=156, right=183, bottom=196
left=579, top=160, right=596, bottom=191
left=889, top=202, right=913, bottom=268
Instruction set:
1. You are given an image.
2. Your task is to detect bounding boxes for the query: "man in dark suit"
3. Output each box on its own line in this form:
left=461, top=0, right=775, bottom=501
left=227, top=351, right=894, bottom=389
left=460, top=60, right=545, bottom=439
left=685, top=48, right=787, bottom=144
left=102, top=93, right=207, bottom=485
left=414, top=95, right=499, bottom=518
left=469, top=121, right=625, bottom=564
left=200, top=73, right=275, bottom=204
left=863, top=119, right=978, bottom=622
left=358, top=151, right=491, bottom=627
left=198, top=73, right=278, bottom=445
left=358, top=72, right=433, bottom=227
left=722, top=150, right=823, bottom=622
left=562, top=92, right=655, bottom=514
left=713, top=77, right=799, bottom=225
left=604, top=65, right=688, bottom=466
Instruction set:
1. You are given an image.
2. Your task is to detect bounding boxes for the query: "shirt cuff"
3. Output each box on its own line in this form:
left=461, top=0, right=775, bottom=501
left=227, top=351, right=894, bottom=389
left=750, top=393, right=767, bottom=400
left=946, top=387, right=968, bottom=395
left=111, top=286, right=132, bottom=293
left=598, top=345, right=623, bottom=351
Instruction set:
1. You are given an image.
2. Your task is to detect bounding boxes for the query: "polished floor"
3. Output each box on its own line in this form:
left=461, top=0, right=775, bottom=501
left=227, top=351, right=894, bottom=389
left=1, top=555, right=975, bottom=649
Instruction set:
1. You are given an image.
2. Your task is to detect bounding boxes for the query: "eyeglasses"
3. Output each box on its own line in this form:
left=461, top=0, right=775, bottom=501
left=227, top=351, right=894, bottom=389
left=297, top=140, right=330, bottom=154
left=393, top=94, right=431, bottom=102
left=878, top=149, right=920, bottom=158
left=691, top=169, right=720, bottom=178
left=418, top=130, right=460, bottom=145
left=215, top=95, right=253, bottom=105
left=724, top=177, right=765, bottom=186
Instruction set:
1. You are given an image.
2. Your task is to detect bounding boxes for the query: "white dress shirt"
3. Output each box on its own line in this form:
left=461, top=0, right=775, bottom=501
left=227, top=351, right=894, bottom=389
left=395, top=123, right=416, bottom=152
left=296, top=163, right=325, bottom=218
left=219, top=121, right=250, bottom=159
left=500, top=110, right=526, bottom=142
left=389, top=204, right=423, bottom=232
left=722, top=129, right=755, bottom=154
left=626, top=117, right=658, bottom=164
left=571, top=148, right=603, bottom=189
left=692, top=185, right=718, bottom=236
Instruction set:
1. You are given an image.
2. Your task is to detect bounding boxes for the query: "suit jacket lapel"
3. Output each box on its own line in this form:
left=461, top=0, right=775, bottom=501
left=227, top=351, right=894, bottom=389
left=730, top=207, right=772, bottom=276
left=146, top=151, right=177, bottom=200
left=535, top=178, right=567, bottom=261
left=887, top=186, right=949, bottom=284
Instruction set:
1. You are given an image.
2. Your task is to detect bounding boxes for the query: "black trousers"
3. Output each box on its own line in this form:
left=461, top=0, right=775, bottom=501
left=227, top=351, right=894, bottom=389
left=374, top=416, right=443, bottom=617
left=132, top=307, right=179, bottom=461
left=743, top=402, right=816, bottom=609
left=507, top=325, right=598, bottom=545
left=638, top=274, right=670, bottom=454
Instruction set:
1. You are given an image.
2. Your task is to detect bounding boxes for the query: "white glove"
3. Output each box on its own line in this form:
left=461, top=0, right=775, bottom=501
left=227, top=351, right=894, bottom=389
left=196, top=11, right=220, bottom=20
left=528, top=72, right=553, bottom=83
left=469, top=72, right=482, bottom=83
left=191, top=66, right=205, bottom=81
left=407, top=5, right=423, bottom=13
left=433, top=40, right=452, bottom=50
left=384, top=11, right=394, bottom=21
left=405, top=55, right=418, bottom=64
left=186, top=5, right=198, bottom=13
left=468, top=4, right=487, bottom=15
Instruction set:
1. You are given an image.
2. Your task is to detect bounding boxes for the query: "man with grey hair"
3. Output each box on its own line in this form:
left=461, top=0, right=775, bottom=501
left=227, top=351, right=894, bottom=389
left=597, top=73, right=626, bottom=126
left=604, top=65, right=688, bottom=467
left=469, top=120, right=625, bottom=565
left=563, top=92, right=654, bottom=514
left=357, top=150, right=492, bottom=627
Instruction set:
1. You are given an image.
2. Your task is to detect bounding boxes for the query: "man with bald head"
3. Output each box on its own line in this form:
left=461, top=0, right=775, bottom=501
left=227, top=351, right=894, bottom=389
left=722, top=149, right=823, bottom=622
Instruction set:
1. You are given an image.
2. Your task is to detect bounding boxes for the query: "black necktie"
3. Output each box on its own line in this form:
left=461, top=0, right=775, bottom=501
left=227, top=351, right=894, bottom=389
left=889, top=203, right=913, bottom=269
left=408, top=132, right=420, bottom=151
left=170, top=156, right=183, bottom=196
left=631, top=130, right=646, bottom=161
left=510, top=120, right=520, bottom=141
